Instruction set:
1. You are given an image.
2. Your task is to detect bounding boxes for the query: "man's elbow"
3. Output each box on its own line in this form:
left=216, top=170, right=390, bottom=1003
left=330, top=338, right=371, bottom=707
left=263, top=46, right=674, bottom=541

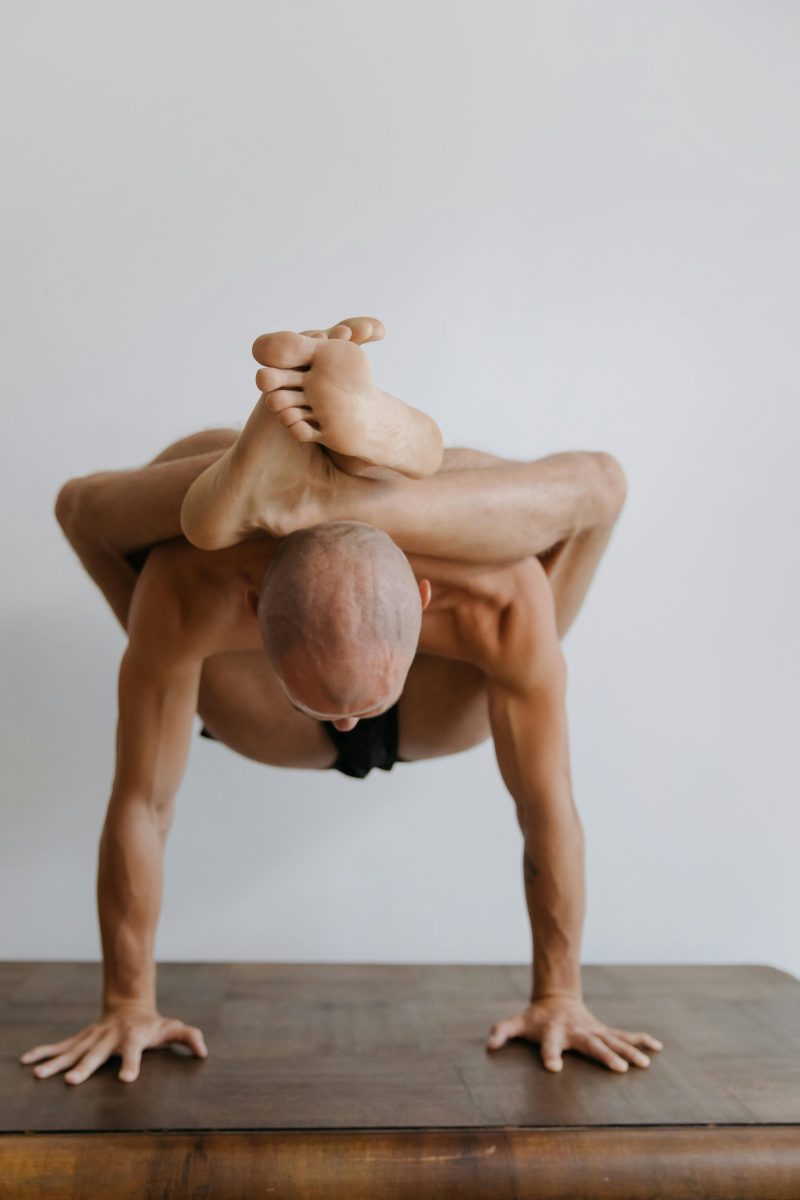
left=106, top=788, right=176, bottom=838
left=54, top=473, right=109, bottom=546
left=54, top=477, right=84, bottom=537
left=588, top=451, right=628, bottom=523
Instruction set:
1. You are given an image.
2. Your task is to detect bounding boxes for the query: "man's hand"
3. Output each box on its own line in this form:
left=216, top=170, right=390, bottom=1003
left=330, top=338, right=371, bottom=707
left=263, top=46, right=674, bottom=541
left=486, top=994, right=663, bottom=1073
left=19, top=1004, right=208, bottom=1085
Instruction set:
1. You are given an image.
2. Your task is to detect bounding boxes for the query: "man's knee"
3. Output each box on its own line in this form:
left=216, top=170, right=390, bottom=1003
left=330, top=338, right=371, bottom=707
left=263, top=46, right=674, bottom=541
left=54, top=477, right=83, bottom=536
left=588, top=451, right=627, bottom=522
left=54, top=474, right=107, bottom=543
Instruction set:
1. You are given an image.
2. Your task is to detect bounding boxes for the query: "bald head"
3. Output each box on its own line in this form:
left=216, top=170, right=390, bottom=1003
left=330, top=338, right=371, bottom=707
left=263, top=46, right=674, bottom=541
left=257, top=521, right=424, bottom=724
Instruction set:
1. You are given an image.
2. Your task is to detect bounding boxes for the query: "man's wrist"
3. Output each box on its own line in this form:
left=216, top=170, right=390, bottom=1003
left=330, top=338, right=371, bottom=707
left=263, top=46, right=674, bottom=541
left=103, top=993, right=157, bottom=1013
left=102, top=961, right=157, bottom=1012
left=531, top=960, right=583, bottom=1001
left=531, top=988, right=584, bottom=1005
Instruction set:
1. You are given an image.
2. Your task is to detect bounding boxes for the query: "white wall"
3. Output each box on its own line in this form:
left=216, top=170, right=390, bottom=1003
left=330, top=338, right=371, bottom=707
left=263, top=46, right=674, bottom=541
left=2, top=0, right=798, bottom=976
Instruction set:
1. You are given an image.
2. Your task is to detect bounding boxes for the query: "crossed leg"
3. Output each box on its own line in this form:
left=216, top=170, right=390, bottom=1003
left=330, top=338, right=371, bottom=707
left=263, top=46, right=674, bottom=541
left=56, top=314, right=625, bottom=667
left=58, top=433, right=622, bottom=645
left=54, top=317, right=388, bottom=630
left=178, top=362, right=625, bottom=763
left=55, top=428, right=237, bottom=630
left=179, top=327, right=626, bottom=638
left=181, top=328, right=625, bottom=576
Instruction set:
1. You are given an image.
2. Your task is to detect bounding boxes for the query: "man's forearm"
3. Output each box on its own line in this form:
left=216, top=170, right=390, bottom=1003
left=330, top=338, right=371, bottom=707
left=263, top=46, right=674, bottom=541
left=97, top=794, right=169, bottom=1010
left=520, top=812, right=586, bottom=999
left=488, top=622, right=586, bottom=1003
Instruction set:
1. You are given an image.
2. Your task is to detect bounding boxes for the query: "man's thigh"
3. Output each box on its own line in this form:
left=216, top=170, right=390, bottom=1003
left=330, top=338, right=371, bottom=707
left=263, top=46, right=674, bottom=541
left=197, top=650, right=337, bottom=769
left=148, top=427, right=238, bottom=465
left=398, top=655, right=490, bottom=762
left=195, top=650, right=491, bottom=772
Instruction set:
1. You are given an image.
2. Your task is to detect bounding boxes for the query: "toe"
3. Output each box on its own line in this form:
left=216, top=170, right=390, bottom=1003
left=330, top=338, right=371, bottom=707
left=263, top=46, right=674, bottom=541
left=252, top=331, right=317, bottom=368
left=297, top=317, right=384, bottom=344
left=339, top=316, right=385, bottom=344
left=255, top=366, right=305, bottom=393
left=287, top=420, right=319, bottom=443
left=265, top=388, right=307, bottom=415
left=278, top=405, right=315, bottom=429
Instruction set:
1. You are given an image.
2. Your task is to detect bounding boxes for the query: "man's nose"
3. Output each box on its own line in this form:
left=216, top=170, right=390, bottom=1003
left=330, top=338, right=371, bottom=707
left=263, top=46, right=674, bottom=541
left=333, top=717, right=359, bottom=732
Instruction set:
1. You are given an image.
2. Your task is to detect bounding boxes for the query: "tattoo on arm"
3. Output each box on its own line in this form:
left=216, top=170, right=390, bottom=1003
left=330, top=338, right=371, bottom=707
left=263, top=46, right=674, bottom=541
left=523, top=849, right=540, bottom=886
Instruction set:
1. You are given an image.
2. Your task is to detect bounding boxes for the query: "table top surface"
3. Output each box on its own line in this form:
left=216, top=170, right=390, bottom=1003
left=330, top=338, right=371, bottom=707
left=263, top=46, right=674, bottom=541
left=2, top=962, right=799, bottom=1133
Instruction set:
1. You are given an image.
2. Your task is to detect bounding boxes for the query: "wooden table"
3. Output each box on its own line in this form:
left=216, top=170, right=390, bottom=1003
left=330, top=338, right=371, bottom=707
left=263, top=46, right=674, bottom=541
left=2, top=962, right=799, bottom=1198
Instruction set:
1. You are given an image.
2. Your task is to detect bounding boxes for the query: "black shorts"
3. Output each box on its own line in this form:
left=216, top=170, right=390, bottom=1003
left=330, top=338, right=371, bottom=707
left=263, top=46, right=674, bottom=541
left=199, top=701, right=402, bottom=780
left=322, top=703, right=401, bottom=779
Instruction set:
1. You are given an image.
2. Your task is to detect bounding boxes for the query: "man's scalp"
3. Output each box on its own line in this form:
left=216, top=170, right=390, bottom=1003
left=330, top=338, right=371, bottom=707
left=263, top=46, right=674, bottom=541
left=257, top=521, right=422, bottom=712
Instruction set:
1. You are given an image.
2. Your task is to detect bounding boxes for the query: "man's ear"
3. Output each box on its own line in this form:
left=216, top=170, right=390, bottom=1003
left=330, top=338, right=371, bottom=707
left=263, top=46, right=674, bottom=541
left=246, top=588, right=260, bottom=617
left=419, top=578, right=432, bottom=610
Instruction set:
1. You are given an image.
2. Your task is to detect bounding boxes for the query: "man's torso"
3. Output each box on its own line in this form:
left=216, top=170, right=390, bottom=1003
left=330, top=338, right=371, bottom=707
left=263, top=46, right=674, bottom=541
left=127, top=535, right=546, bottom=774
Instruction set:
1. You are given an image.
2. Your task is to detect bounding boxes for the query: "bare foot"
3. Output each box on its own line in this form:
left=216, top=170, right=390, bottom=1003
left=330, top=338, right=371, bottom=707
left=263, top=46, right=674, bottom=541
left=179, top=390, right=336, bottom=550
left=181, top=315, right=443, bottom=550
left=252, top=322, right=442, bottom=479
left=180, top=318, right=379, bottom=549
left=298, top=316, right=386, bottom=345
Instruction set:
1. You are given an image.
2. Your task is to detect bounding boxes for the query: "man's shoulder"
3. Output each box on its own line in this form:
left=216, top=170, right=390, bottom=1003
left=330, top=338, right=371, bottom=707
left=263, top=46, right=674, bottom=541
left=142, top=536, right=269, bottom=581
left=445, top=557, right=562, bottom=689
left=125, top=538, right=270, bottom=659
left=417, top=556, right=552, bottom=678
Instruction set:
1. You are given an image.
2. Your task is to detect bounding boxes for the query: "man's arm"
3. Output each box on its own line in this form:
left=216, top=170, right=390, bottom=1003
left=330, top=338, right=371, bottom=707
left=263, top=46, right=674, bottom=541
left=483, top=557, right=663, bottom=1073
left=98, top=641, right=201, bottom=1014
left=488, top=643, right=585, bottom=1001
left=20, top=544, right=238, bottom=1084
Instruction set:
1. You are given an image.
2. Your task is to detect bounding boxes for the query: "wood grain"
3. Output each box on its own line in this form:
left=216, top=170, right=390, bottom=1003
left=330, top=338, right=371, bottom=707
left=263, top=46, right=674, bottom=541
left=2, top=962, right=799, bottom=1198
left=3, top=1130, right=800, bottom=1200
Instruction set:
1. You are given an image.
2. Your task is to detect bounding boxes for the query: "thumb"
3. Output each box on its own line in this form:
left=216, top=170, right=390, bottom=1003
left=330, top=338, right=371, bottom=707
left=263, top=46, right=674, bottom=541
left=155, top=1020, right=208, bottom=1058
left=487, top=1014, right=526, bottom=1050
left=186, top=1026, right=208, bottom=1058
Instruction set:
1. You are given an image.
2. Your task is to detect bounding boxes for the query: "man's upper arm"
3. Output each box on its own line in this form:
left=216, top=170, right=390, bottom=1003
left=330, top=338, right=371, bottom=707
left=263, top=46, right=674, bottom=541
left=485, top=558, right=573, bottom=815
left=111, top=544, right=220, bottom=808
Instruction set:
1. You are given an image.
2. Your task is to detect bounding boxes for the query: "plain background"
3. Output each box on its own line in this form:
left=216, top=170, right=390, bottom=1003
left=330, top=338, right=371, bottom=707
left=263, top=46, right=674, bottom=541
left=1, top=1, right=798, bottom=979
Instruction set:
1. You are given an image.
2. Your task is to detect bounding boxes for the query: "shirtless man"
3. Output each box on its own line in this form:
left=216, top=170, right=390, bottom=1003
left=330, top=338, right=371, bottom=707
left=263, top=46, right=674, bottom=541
left=21, top=317, right=662, bottom=1087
